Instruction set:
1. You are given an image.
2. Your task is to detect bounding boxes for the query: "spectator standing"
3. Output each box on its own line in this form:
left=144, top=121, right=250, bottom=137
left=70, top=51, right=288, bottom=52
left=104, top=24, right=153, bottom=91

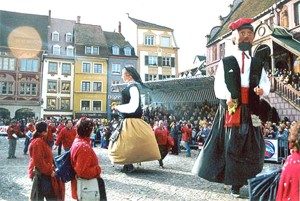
left=56, top=119, right=66, bottom=155
left=28, top=121, right=64, bottom=201
left=181, top=122, right=192, bottom=157
left=277, top=123, right=289, bottom=160
left=170, top=121, right=179, bottom=155
left=46, top=120, right=56, bottom=149
left=53, top=119, right=76, bottom=152
left=276, top=121, right=300, bottom=201
left=7, top=120, right=23, bottom=159
left=23, top=123, right=35, bottom=155
left=70, top=117, right=106, bottom=201
left=154, top=120, right=169, bottom=168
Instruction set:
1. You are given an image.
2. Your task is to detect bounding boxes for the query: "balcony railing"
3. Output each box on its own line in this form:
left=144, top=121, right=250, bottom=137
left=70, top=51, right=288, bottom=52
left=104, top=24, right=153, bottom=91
left=273, top=77, right=300, bottom=109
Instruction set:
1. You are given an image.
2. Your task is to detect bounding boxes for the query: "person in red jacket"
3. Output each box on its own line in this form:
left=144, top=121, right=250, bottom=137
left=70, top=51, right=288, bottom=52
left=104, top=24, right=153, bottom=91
left=7, top=120, right=23, bottom=159
left=181, top=122, right=192, bottom=157
left=276, top=121, right=300, bottom=201
left=70, top=117, right=106, bottom=201
left=54, top=119, right=76, bottom=152
left=56, top=119, right=66, bottom=155
left=154, top=120, right=169, bottom=168
left=28, top=121, right=65, bottom=201
left=46, top=120, right=56, bottom=149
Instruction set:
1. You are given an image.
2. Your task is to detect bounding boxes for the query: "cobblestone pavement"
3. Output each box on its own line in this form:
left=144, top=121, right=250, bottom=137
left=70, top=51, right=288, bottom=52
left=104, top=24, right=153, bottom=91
left=0, top=136, right=280, bottom=201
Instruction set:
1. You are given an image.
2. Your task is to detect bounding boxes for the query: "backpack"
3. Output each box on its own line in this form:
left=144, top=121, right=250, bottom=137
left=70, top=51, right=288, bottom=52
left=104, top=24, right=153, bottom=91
left=54, top=149, right=75, bottom=183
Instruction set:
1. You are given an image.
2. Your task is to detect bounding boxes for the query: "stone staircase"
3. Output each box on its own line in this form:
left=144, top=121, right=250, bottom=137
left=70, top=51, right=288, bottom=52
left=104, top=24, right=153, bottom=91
left=267, top=92, right=300, bottom=122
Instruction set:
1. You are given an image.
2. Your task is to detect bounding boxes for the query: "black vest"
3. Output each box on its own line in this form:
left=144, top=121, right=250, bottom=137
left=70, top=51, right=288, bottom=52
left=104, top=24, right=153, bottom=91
left=121, top=83, right=143, bottom=118
left=222, top=56, right=263, bottom=115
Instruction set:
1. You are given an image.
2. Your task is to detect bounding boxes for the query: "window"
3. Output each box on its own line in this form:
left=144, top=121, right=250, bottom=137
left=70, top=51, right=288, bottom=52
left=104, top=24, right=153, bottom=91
left=162, top=57, right=171, bottom=66
left=93, top=101, right=101, bottom=111
left=85, top=46, right=99, bottom=55
left=148, top=56, right=158, bottom=66
left=112, top=63, right=121, bottom=74
left=47, top=98, right=56, bottom=110
left=20, top=59, right=38, bottom=72
left=85, top=46, right=91, bottom=54
left=93, top=82, right=102, bottom=92
left=53, top=45, right=60, bottom=55
left=62, top=63, right=71, bottom=75
left=219, top=43, right=225, bottom=58
left=94, top=64, right=103, bottom=73
left=295, top=2, right=300, bottom=26
left=82, top=82, right=90, bottom=92
left=111, top=80, right=120, bottom=92
left=124, top=47, right=131, bottom=56
left=93, top=47, right=99, bottom=55
left=66, top=46, right=74, bottom=56
left=112, top=46, right=119, bottom=55
left=0, top=57, right=15, bottom=70
left=161, top=36, right=170, bottom=47
left=47, top=80, right=57, bottom=92
left=0, top=81, right=14, bottom=95
left=81, top=100, right=90, bottom=111
left=145, top=35, right=154, bottom=45
left=82, top=63, right=91, bottom=73
left=49, top=62, right=58, bottom=74
left=61, top=81, right=70, bottom=93
left=61, top=98, right=70, bottom=110
left=52, top=32, right=59, bottom=41
left=20, top=83, right=37, bottom=96
left=65, top=33, right=73, bottom=43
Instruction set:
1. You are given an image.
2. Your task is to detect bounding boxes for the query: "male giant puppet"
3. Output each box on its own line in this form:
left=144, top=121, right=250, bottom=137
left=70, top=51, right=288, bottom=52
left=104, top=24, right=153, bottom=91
left=192, top=18, right=271, bottom=197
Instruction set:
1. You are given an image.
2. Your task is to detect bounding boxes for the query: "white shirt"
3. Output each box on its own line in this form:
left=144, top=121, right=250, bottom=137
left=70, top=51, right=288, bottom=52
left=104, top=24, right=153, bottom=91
left=214, top=50, right=270, bottom=100
left=116, top=82, right=140, bottom=114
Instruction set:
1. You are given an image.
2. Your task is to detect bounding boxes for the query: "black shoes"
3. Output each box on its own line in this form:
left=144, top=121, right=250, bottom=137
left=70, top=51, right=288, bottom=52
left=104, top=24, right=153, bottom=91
left=121, top=164, right=135, bottom=173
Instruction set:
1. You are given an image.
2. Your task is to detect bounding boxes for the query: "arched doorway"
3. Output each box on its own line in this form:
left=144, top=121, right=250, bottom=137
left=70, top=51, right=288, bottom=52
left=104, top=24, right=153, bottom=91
left=15, top=108, right=35, bottom=120
left=254, top=44, right=271, bottom=72
left=0, top=108, right=10, bottom=119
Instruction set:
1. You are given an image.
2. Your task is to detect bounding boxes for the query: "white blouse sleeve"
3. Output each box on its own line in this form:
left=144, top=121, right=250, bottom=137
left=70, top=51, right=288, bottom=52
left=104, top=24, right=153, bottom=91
left=116, top=86, right=140, bottom=113
left=259, top=68, right=271, bottom=96
left=214, top=60, right=231, bottom=100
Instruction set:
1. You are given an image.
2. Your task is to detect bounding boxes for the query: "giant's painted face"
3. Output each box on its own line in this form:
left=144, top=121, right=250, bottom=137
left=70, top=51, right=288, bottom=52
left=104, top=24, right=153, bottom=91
left=237, top=28, right=254, bottom=51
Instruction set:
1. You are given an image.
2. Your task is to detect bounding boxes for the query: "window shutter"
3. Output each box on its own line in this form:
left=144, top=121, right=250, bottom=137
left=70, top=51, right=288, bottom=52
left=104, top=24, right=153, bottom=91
left=145, top=56, right=149, bottom=65
left=171, top=58, right=175, bottom=67
left=158, top=57, right=162, bottom=66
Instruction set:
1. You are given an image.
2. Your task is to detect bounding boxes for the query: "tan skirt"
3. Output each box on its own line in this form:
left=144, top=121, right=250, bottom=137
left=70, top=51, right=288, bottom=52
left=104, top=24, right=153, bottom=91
left=108, top=118, right=161, bottom=164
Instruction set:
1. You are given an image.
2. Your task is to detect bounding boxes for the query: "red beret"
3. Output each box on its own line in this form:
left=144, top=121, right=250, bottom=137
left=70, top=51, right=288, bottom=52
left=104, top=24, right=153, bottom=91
left=229, top=18, right=254, bottom=31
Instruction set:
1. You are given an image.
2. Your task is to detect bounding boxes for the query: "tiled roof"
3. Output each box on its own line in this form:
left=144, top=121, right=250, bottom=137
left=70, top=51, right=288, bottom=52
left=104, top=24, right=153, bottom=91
left=104, top=31, right=137, bottom=57
left=129, top=16, right=173, bottom=31
left=74, top=23, right=107, bottom=46
left=0, top=10, right=48, bottom=50
left=208, top=0, right=285, bottom=45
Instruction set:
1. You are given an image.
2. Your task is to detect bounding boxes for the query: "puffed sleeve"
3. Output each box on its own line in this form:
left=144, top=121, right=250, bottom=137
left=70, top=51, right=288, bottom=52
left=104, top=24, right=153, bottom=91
left=259, top=68, right=271, bottom=96
left=214, top=60, right=231, bottom=100
left=116, top=86, right=139, bottom=113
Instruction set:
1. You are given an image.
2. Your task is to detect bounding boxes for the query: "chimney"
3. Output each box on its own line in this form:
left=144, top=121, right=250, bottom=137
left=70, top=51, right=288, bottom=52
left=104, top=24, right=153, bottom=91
left=219, top=15, right=224, bottom=25
left=229, top=4, right=233, bottom=12
left=77, top=16, right=81, bottom=23
left=48, top=10, right=51, bottom=23
left=118, top=21, right=121, bottom=33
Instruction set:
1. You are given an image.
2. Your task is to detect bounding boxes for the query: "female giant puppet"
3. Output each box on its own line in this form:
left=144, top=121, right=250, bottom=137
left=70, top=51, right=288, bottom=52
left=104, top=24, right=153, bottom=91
left=108, top=67, right=161, bottom=173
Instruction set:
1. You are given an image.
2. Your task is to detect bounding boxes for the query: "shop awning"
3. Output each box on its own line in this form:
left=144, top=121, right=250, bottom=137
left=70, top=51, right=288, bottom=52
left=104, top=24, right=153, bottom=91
left=271, top=27, right=300, bottom=56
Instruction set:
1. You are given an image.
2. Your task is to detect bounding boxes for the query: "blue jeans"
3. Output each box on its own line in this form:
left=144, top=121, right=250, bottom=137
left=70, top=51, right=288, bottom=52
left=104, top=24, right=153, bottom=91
left=184, top=141, right=191, bottom=157
left=177, top=134, right=182, bottom=152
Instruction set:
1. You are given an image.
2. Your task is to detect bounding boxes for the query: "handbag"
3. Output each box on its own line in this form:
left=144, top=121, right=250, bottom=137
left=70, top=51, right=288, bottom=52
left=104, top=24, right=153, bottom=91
left=54, top=149, right=75, bottom=183
left=77, top=177, right=100, bottom=201
left=109, top=119, right=124, bottom=142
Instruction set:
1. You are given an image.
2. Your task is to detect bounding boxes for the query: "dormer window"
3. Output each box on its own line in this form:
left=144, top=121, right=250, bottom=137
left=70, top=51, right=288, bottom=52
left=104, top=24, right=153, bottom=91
left=53, top=45, right=60, bottom=55
left=52, top=31, right=59, bottom=41
left=124, top=47, right=131, bottom=56
left=161, top=36, right=170, bottom=47
left=65, top=33, right=73, bottom=43
left=85, top=46, right=99, bottom=55
left=112, top=46, right=119, bottom=55
left=66, top=46, right=74, bottom=56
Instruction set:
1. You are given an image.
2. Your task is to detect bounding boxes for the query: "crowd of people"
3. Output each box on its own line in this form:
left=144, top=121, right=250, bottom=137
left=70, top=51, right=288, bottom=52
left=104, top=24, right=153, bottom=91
left=270, top=68, right=300, bottom=91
